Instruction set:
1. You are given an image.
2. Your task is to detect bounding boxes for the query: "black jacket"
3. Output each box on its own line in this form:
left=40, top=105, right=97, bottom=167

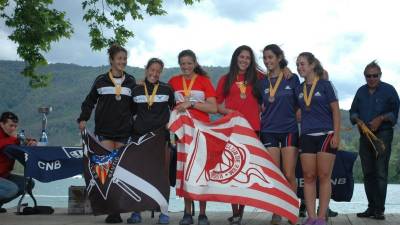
left=78, top=72, right=136, bottom=138
left=132, top=79, right=175, bottom=135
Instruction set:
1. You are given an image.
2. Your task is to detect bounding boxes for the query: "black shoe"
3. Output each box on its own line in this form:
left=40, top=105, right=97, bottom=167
left=105, top=214, right=123, bottom=223
left=179, top=213, right=194, bottom=225
left=356, top=208, right=375, bottom=218
left=198, top=214, right=210, bottom=225
left=373, top=211, right=385, bottom=220
left=0, top=208, right=6, bottom=213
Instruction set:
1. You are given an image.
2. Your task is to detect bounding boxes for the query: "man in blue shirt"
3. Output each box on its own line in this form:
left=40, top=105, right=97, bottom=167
left=350, top=61, right=400, bottom=220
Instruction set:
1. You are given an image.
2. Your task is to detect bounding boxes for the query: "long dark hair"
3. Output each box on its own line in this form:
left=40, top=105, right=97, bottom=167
left=223, top=45, right=258, bottom=96
left=297, top=52, right=324, bottom=77
left=178, top=49, right=208, bottom=76
left=263, top=44, right=288, bottom=69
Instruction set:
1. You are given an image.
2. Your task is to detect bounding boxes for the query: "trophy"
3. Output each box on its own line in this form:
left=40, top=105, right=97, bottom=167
left=38, top=106, right=52, bottom=146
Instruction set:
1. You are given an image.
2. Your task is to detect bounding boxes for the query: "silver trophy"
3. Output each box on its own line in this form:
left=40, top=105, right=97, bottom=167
left=37, top=106, right=52, bottom=146
left=38, top=106, right=52, bottom=132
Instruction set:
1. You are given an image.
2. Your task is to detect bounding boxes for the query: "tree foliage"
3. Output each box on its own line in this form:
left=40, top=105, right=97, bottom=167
left=0, top=0, right=200, bottom=88
left=1, top=0, right=73, bottom=87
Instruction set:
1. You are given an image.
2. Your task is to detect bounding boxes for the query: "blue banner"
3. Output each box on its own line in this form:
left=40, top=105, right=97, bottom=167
left=5, top=145, right=83, bottom=182
left=295, top=150, right=358, bottom=202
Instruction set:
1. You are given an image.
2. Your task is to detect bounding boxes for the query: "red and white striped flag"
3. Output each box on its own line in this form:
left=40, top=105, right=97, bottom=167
left=168, top=110, right=299, bottom=223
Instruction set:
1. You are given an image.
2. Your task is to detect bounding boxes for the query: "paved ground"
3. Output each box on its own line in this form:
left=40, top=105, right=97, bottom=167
left=1, top=209, right=399, bottom=225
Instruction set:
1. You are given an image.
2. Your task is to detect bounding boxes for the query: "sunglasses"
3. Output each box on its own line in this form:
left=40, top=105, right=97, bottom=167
left=365, top=73, right=380, bottom=78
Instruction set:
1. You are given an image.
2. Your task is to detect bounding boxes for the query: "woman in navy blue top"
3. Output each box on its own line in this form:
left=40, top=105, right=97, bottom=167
left=295, top=52, right=340, bottom=225
left=257, top=44, right=300, bottom=225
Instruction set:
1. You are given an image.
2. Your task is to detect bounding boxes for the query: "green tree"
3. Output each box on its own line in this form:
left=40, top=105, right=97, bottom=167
left=0, top=0, right=200, bottom=87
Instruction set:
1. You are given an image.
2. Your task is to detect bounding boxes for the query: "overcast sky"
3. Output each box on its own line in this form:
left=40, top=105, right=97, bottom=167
left=1, top=0, right=399, bottom=109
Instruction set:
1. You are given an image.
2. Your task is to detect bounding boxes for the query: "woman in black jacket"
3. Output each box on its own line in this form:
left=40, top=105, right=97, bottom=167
left=127, top=57, right=175, bottom=224
left=77, top=44, right=136, bottom=223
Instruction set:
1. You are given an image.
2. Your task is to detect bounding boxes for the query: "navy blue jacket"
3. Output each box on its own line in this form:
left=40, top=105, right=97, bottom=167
left=349, top=81, right=399, bottom=131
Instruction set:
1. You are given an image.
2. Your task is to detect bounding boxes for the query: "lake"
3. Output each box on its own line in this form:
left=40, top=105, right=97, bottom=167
left=4, top=177, right=400, bottom=213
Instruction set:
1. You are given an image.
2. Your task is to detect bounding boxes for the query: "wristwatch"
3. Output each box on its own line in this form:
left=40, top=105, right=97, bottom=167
left=190, top=101, right=196, bottom=108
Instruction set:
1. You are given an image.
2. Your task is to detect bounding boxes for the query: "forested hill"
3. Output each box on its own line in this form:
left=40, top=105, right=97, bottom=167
left=0, top=60, right=228, bottom=146
left=1, top=60, right=399, bottom=182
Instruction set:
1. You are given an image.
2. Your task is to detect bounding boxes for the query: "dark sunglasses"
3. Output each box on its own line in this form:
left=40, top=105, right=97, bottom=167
left=365, top=73, right=380, bottom=78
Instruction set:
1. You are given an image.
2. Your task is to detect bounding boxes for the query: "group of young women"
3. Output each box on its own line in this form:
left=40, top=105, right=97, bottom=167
left=78, top=43, right=340, bottom=225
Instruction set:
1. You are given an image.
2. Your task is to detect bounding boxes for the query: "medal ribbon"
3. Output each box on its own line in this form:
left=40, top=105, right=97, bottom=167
left=303, top=77, right=319, bottom=108
left=108, top=70, right=125, bottom=98
left=182, top=74, right=197, bottom=97
left=235, top=75, right=247, bottom=97
left=268, top=72, right=283, bottom=98
left=144, top=82, right=159, bottom=109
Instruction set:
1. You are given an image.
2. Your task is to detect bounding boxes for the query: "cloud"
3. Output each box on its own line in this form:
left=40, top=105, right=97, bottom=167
left=212, top=0, right=279, bottom=21
left=0, top=28, right=19, bottom=60
left=44, top=1, right=108, bottom=65
left=0, top=0, right=399, bottom=110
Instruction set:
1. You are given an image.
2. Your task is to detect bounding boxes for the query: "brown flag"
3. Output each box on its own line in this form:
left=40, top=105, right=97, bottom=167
left=82, top=128, right=170, bottom=215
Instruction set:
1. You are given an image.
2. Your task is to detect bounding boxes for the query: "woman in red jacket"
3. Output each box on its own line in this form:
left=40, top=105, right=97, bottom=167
left=215, top=45, right=261, bottom=225
left=169, top=49, right=217, bottom=225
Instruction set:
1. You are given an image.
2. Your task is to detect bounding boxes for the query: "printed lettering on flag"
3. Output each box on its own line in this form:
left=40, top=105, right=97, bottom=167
left=168, top=110, right=299, bottom=223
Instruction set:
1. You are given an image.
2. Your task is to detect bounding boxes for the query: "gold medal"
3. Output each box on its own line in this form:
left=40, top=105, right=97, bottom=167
left=268, top=72, right=283, bottom=103
left=236, top=78, right=247, bottom=100
left=182, top=75, right=197, bottom=100
left=108, top=70, right=125, bottom=102
left=303, top=77, right=319, bottom=110
left=144, top=82, right=159, bottom=110
left=268, top=96, right=275, bottom=103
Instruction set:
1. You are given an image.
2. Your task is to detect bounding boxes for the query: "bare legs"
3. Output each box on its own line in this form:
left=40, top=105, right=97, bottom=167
left=301, top=152, right=335, bottom=219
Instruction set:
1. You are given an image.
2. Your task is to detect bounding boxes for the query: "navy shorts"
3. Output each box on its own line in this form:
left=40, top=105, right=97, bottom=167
left=260, top=132, right=299, bottom=148
left=96, top=135, right=130, bottom=144
left=299, top=133, right=337, bottom=155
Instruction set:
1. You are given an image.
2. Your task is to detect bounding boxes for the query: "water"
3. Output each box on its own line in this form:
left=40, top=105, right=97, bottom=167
left=4, top=177, right=400, bottom=213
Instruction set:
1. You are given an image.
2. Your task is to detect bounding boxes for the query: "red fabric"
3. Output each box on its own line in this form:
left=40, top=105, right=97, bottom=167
left=168, top=110, right=299, bottom=224
left=216, top=74, right=260, bottom=130
left=168, top=74, right=216, bottom=122
left=256, top=69, right=266, bottom=79
left=0, top=128, right=18, bottom=177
